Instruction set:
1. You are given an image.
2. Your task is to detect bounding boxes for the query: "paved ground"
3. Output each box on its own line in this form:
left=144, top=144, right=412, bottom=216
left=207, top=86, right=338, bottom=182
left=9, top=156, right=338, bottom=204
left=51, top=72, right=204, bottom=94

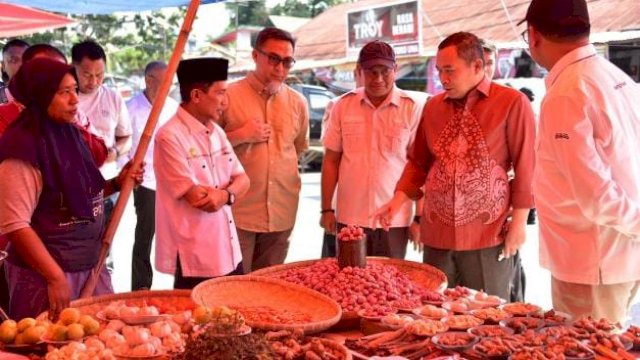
left=109, top=172, right=639, bottom=326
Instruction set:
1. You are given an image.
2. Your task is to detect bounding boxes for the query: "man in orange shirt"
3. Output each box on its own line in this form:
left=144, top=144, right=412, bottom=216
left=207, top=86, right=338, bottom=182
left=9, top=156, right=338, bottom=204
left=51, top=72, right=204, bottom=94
left=321, top=41, right=426, bottom=259
left=221, top=28, right=309, bottom=273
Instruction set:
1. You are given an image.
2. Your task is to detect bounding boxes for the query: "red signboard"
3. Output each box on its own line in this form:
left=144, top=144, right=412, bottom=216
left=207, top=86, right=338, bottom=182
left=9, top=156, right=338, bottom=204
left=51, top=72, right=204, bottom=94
left=346, top=0, right=421, bottom=58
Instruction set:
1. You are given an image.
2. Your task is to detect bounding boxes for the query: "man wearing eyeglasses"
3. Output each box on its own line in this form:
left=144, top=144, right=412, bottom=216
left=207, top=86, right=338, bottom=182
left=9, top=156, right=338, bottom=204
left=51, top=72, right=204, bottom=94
left=221, top=27, right=309, bottom=273
left=1, top=39, right=29, bottom=105
left=524, top=0, right=640, bottom=324
left=375, top=32, right=536, bottom=300
left=321, top=40, right=426, bottom=259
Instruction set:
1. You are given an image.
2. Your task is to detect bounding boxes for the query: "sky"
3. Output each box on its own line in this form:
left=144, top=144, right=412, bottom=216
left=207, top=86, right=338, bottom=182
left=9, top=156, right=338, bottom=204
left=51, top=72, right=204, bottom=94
left=192, top=2, right=231, bottom=39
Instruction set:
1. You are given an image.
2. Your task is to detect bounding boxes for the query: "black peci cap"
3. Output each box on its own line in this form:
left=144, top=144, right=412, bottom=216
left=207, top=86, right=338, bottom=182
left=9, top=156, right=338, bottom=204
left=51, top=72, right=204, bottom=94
left=518, top=0, right=590, bottom=37
left=177, top=57, right=228, bottom=85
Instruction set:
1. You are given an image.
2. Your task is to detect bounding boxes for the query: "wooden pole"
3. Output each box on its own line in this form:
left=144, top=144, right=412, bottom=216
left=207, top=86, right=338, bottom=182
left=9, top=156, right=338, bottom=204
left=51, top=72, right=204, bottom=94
left=80, top=0, right=201, bottom=298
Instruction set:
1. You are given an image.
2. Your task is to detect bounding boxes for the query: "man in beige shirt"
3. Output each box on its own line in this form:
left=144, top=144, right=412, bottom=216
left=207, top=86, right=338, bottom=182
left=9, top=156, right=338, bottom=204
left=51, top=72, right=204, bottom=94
left=221, top=27, right=309, bottom=273
left=321, top=41, right=426, bottom=259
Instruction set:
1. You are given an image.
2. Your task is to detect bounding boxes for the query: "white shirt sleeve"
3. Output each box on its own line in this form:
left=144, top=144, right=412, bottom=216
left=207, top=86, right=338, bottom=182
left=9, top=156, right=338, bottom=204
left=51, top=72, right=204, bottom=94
left=0, top=159, right=43, bottom=234
left=542, top=94, right=640, bottom=237
left=154, top=129, right=197, bottom=200
left=320, top=98, right=336, bottom=142
left=127, top=100, right=142, bottom=159
left=114, top=93, right=132, bottom=138
left=322, top=99, right=344, bottom=153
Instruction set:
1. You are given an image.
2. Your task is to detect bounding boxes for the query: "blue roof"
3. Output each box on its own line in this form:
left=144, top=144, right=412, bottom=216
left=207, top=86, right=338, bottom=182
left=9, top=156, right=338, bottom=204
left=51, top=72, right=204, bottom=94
left=2, top=0, right=223, bottom=15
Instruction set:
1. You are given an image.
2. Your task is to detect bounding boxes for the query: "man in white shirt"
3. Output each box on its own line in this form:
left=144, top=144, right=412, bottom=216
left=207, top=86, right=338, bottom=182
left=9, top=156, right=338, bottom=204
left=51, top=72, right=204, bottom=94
left=72, top=40, right=132, bottom=207
left=1, top=39, right=29, bottom=104
left=321, top=41, right=425, bottom=259
left=127, top=61, right=178, bottom=291
left=523, top=0, right=640, bottom=323
left=154, top=58, right=249, bottom=289
left=72, top=40, right=131, bottom=272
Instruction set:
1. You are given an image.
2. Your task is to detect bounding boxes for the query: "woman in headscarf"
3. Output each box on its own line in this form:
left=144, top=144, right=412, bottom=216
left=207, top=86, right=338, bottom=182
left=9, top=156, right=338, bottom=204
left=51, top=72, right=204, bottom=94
left=0, top=58, right=139, bottom=319
left=0, top=45, right=108, bottom=315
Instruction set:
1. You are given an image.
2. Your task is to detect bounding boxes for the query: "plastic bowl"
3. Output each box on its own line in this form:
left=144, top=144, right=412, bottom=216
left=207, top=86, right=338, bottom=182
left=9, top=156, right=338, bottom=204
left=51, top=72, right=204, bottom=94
left=431, top=331, right=479, bottom=352
left=499, top=317, right=545, bottom=333
left=468, top=324, right=514, bottom=338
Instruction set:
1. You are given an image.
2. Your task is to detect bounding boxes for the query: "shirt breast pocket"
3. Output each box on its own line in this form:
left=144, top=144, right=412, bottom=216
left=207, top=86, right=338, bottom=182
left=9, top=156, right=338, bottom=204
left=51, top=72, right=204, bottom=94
left=383, top=126, right=411, bottom=154
left=342, top=121, right=365, bottom=153
left=213, top=149, right=235, bottom=183
left=188, top=154, right=214, bottom=185
left=273, top=111, right=301, bottom=144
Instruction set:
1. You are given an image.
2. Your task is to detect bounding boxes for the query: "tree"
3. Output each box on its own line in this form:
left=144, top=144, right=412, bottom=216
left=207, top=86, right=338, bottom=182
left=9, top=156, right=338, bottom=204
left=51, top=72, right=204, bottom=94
left=224, top=0, right=346, bottom=33
left=128, top=8, right=186, bottom=70
left=271, top=0, right=344, bottom=18
left=75, top=14, right=127, bottom=45
left=17, top=10, right=185, bottom=75
left=225, top=1, right=270, bottom=32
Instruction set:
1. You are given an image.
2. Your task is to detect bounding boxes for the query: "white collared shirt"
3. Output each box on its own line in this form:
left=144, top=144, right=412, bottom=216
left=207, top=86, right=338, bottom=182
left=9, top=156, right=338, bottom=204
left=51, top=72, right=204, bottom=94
left=154, top=107, right=244, bottom=277
left=534, top=44, right=640, bottom=285
left=127, top=92, right=178, bottom=190
left=323, top=87, right=426, bottom=228
left=78, top=85, right=132, bottom=178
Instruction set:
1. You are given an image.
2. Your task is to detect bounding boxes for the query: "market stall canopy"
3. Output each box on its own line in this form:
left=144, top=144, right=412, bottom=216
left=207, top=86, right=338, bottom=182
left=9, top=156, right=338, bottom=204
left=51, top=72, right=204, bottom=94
left=1, top=0, right=222, bottom=15
left=0, top=2, right=76, bottom=37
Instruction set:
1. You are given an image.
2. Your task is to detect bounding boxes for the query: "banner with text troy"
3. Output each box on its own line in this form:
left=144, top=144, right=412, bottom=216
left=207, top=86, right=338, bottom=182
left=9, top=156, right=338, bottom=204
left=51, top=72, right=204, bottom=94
left=346, top=0, right=422, bottom=58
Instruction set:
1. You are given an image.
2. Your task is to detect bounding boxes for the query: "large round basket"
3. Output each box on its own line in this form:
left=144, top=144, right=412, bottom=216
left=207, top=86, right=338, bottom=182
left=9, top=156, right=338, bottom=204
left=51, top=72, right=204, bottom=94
left=253, top=257, right=447, bottom=291
left=191, top=275, right=342, bottom=334
left=252, top=257, right=447, bottom=329
left=40, top=290, right=194, bottom=319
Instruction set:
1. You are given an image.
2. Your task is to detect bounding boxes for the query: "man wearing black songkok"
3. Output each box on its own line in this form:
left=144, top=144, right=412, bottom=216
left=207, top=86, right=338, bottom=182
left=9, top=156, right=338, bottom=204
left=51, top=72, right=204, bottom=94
left=154, top=58, right=250, bottom=290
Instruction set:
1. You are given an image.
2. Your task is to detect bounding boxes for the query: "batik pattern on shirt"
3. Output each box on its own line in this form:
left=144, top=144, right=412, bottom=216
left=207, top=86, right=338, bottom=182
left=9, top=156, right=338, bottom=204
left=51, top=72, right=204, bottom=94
left=426, top=104, right=509, bottom=227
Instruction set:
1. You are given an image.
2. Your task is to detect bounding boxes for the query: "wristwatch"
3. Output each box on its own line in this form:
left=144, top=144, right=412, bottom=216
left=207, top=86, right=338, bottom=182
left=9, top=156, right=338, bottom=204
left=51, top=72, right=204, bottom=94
left=225, top=189, right=236, bottom=205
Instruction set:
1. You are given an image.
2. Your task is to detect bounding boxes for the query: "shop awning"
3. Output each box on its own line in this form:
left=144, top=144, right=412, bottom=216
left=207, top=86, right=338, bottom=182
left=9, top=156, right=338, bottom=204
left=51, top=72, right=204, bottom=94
left=0, top=2, right=76, bottom=37
left=0, top=0, right=221, bottom=15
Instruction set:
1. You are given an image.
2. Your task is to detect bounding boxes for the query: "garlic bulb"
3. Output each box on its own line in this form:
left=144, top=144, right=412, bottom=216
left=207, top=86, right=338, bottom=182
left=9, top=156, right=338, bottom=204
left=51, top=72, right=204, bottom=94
left=106, top=319, right=126, bottom=332
left=105, top=333, right=126, bottom=349
left=85, top=337, right=106, bottom=352
left=149, top=321, right=172, bottom=338
left=171, top=310, right=191, bottom=325
left=118, top=306, right=140, bottom=318
left=148, top=336, right=162, bottom=350
left=98, top=329, right=119, bottom=343
left=131, top=343, right=155, bottom=357
left=138, top=305, right=159, bottom=316
left=123, top=327, right=149, bottom=346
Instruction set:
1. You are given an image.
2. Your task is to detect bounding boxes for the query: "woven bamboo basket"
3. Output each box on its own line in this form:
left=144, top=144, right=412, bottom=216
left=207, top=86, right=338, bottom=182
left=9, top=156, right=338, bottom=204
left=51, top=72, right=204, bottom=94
left=252, top=257, right=447, bottom=328
left=253, top=257, right=447, bottom=291
left=38, top=290, right=194, bottom=319
left=191, top=275, right=342, bottom=334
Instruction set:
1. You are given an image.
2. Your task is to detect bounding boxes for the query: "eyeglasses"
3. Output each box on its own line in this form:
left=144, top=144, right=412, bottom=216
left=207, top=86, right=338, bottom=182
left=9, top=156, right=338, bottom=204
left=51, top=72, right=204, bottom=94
left=521, top=28, right=529, bottom=44
left=255, top=48, right=296, bottom=69
left=363, top=67, right=392, bottom=78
